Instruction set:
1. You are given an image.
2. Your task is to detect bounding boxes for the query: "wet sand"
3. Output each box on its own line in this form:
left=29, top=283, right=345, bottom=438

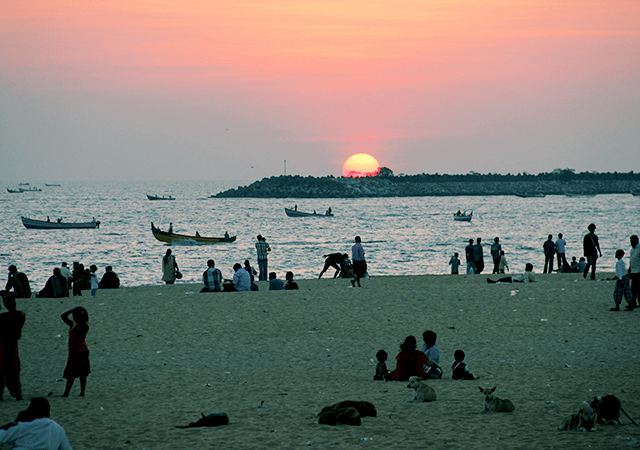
left=3, top=273, right=639, bottom=450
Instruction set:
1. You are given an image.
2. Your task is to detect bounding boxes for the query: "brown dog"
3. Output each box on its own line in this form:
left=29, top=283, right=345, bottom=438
left=478, top=386, right=515, bottom=412
left=558, top=407, right=596, bottom=431
left=406, top=376, right=437, bottom=402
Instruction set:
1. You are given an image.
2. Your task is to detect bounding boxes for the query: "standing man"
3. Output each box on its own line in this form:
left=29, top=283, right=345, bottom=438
left=628, top=235, right=640, bottom=309
left=490, top=237, right=502, bottom=274
left=465, top=239, right=475, bottom=274
left=543, top=234, right=556, bottom=273
left=473, top=238, right=485, bottom=274
left=583, top=223, right=602, bottom=280
left=351, top=236, right=366, bottom=287
left=255, top=235, right=271, bottom=281
left=556, top=233, right=568, bottom=272
left=60, top=262, right=72, bottom=290
left=0, top=292, right=26, bottom=401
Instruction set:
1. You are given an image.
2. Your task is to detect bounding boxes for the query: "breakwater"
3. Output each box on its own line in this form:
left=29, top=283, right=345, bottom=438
left=213, top=176, right=640, bottom=198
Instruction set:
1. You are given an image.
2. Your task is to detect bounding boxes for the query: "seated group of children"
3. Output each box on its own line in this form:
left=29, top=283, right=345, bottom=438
left=374, top=349, right=475, bottom=381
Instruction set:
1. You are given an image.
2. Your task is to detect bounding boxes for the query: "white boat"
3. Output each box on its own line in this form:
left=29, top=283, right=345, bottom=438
left=453, top=211, right=472, bottom=221
left=21, top=217, right=100, bottom=229
left=284, top=207, right=333, bottom=217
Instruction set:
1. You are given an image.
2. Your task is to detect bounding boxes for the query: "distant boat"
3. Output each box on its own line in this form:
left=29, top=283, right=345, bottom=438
left=18, top=187, right=42, bottom=192
left=7, top=188, right=23, bottom=193
left=453, top=211, right=473, bottom=221
left=514, top=192, right=545, bottom=198
left=564, top=190, right=596, bottom=198
left=151, top=222, right=236, bottom=244
left=147, top=194, right=175, bottom=201
left=631, top=190, right=639, bottom=196
left=22, top=217, right=100, bottom=229
left=284, top=207, right=334, bottom=217
left=45, top=183, right=61, bottom=187
left=18, top=183, right=29, bottom=186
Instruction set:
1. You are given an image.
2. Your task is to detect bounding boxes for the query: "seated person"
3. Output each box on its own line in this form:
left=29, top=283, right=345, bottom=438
left=388, top=336, right=438, bottom=381
left=6, top=266, right=31, bottom=299
left=451, top=349, right=475, bottom=380
left=374, top=349, right=389, bottom=381
left=569, top=257, right=579, bottom=272
left=487, top=263, right=536, bottom=283
left=421, top=330, right=442, bottom=379
left=99, top=266, right=120, bottom=289
left=576, top=257, right=587, bottom=274
left=37, top=268, right=69, bottom=298
left=201, top=260, right=222, bottom=293
left=268, top=272, right=285, bottom=290
left=284, top=271, right=299, bottom=290
left=0, top=397, right=72, bottom=449
left=231, top=263, right=251, bottom=292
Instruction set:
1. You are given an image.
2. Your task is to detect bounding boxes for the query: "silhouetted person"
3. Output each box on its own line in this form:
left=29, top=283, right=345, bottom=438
left=5, top=266, right=30, bottom=299
left=583, top=223, right=602, bottom=279
left=98, top=266, right=120, bottom=289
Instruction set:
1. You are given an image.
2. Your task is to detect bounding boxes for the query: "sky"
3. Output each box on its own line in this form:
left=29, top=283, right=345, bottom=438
left=1, top=0, right=639, bottom=181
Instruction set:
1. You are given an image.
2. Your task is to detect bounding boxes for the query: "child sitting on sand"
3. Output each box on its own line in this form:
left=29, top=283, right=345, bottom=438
left=451, top=350, right=475, bottom=380
left=374, top=350, right=389, bottom=381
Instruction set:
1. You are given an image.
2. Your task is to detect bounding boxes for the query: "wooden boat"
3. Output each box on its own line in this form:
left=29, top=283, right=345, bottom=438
left=147, top=194, right=175, bottom=201
left=564, top=190, right=596, bottom=197
left=45, top=183, right=61, bottom=187
left=19, top=187, right=42, bottom=192
left=7, top=188, right=23, bottom=193
left=514, top=193, right=545, bottom=198
left=284, top=207, right=333, bottom=217
left=453, top=211, right=473, bottom=221
left=18, top=183, right=29, bottom=186
left=151, top=222, right=236, bottom=244
left=22, top=217, right=100, bottom=229
left=631, top=190, right=639, bottom=196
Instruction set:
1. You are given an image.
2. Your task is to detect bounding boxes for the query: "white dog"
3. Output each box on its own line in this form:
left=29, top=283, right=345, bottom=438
left=405, top=376, right=437, bottom=403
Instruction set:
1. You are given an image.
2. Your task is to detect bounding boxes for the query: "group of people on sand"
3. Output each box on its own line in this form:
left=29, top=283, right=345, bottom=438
left=5, top=262, right=120, bottom=300
left=374, top=331, right=475, bottom=382
left=0, top=288, right=89, bottom=447
left=318, top=236, right=369, bottom=288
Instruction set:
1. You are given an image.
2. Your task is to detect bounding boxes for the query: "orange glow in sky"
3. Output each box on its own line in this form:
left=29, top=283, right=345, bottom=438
left=1, top=0, right=639, bottom=180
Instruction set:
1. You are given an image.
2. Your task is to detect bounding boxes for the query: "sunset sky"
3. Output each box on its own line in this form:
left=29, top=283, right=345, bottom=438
left=1, top=0, right=638, bottom=181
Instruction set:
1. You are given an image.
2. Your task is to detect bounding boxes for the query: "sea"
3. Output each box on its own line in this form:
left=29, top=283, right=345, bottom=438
left=1, top=180, right=638, bottom=290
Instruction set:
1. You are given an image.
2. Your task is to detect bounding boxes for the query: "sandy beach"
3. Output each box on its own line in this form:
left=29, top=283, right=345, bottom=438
left=2, top=273, right=639, bottom=450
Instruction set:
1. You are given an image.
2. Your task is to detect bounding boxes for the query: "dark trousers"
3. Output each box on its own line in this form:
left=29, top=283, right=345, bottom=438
left=584, top=255, right=597, bottom=279
left=0, top=373, right=22, bottom=400
left=630, top=272, right=640, bottom=307
left=544, top=256, right=554, bottom=273
left=557, top=253, right=569, bottom=272
left=492, top=257, right=500, bottom=274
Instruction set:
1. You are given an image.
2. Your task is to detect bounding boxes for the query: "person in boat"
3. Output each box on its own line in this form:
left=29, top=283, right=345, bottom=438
left=325, top=207, right=332, bottom=216
left=294, top=204, right=297, bottom=211
left=5, top=266, right=31, bottom=299
left=168, top=223, right=173, bottom=234
left=268, top=272, right=285, bottom=290
left=57, top=218, right=62, bottom=223
left=285, top=271, right=299, bottom=290
left=46, top=216, right=50, bottom=222
left=224, top=231, right=230, bottom=238
left=456, top=210, right=461, bottom=216
left=201, top=260, right=222, bottom=293
left=162, top=249, right=179, bottom=285
left=319, top=253, right=344, bottom=279
left=195, top=231, right=201, bottom=237
left=98, top=266, right=120, bottom=289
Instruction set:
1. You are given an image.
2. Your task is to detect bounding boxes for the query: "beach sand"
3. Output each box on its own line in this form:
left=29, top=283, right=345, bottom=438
left=2, top=273, right=639, bottom=450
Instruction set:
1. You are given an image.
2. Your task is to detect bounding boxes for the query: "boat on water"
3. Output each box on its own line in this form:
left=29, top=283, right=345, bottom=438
left=18, top=183, right=29, bottom=186
left=22, top=217, right=100, bottom=229
left=151, top=222, right=236, bottom=244
left=147, top=194, right=175, bottom=201
left=7, top=188, right=23, bottom=193
left=45, top=183, right=61, bottom=187
left=284, top=207, right=333, bottom=218
left=631, top=190, right=639, bottom=196
left=453, top=211, right=473, bottom=221
left=19, top=187, right=42, bottom=192
left=514, top=193, right=545, bottom=198
left=564, top=190, right=597, bottom=198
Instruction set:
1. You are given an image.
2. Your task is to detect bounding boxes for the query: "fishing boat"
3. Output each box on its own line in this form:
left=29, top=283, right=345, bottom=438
left=45, top=183, right=61, bottom=187
left=21, top=217, right=100, bottom=229
left=284, top=207, right=333, bottom=217
left=564, top=190, right=596, bottom=198
left=7, top=188, right=23, bottom=193
left=514, top=192, right=545, bottom=198
left=151, top=222, right=236, bottom=244
left=18, top=183, right=29, bottom=186
left=19, top=187, right=42, bottom=192
left=147, top=194, right=175, bottom=201
left=631, top=190, right=639, bottom=196
left=453, top=211, right=473, bottom=221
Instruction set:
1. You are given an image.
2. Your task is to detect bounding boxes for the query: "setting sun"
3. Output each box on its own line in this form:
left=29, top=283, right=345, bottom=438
left=342, top=153, right=380, bottom=178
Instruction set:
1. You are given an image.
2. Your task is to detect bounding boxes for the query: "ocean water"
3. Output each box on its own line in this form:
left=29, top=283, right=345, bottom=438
left=1, top=180, right=638, bottom=289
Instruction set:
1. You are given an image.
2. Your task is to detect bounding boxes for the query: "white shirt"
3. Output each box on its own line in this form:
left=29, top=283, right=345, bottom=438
left=556, top=238, right=566, bottom=254
left=629, top=246, right=640, bottom=274
left=616, top=259, right=627, bottom=279
left=0, top=418, right=73, bottom=450
left=233, top=268, right=251, bottom=291
left=60, top=267, right=71, bottom=281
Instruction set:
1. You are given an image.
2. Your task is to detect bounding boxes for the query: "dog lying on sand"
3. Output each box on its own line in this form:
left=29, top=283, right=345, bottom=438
left=478, top=386, right=515, bottom=412
left=590, top=395, right=639, bottom=426
left=558, top=407, right=596, bottom=431
left=176, top=412, right=229, bottom=428
left=318, top=401, right=376, bottom=426
left=405, top=376, right=437, bottom=403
